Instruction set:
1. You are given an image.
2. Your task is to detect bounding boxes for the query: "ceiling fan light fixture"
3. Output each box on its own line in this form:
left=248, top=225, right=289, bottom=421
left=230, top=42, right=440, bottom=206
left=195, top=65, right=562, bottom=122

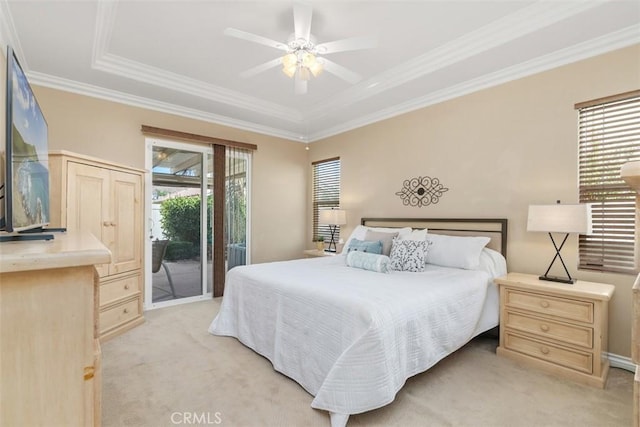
left=282, top=53, right=297, bottom=69
left=298, top=66, right=311, bottom=81
left=282, top=64, right=297, bottom=78
left=300, top=51, right=316, bottom=67
left=280, top=49, right=322, bottom=80
left=309, top=58, right=323, bottom=77
left=226, top=2, right=374, bottom=94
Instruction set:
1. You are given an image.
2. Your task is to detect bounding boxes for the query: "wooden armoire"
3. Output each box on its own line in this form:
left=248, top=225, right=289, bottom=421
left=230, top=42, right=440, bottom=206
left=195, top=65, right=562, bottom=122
left=49, top=150, right=145, bottom=340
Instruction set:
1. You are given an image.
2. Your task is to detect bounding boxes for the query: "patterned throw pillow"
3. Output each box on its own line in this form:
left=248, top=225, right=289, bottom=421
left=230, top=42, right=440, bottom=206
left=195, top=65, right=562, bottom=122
left=389, top=238, right=429, bottom=272
left=345, top=238, right=383, bottom=255
left=346, top=251, right=391, bottom=273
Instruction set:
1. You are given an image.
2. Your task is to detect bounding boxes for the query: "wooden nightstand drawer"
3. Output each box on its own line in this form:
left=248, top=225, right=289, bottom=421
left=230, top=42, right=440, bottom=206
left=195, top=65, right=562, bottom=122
left=504, top=310, right=593, bottom=349
left=505, top=289, right=594, bottom=324
left=504, top=332, right=593, bottom=374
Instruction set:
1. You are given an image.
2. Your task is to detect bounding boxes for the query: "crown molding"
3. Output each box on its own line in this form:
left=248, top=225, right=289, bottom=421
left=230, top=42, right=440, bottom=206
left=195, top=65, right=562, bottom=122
left=92, top=53, right=303, bottom=124
left=307, top=25, right=640, bottom=142
left=91, top=0, right=302, bottom=124
left=92, top=0, right=117, bottom=65
left=304, top=0, right=606, bottom=121
left=27, top=71, right=305, bottom=142
left=0, top=0, right=25, bottom=65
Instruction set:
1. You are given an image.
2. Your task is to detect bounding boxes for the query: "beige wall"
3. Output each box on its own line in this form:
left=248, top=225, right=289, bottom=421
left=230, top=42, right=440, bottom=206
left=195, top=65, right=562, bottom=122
left=30, top=86, right=308, bottom=264
left=308, top=44, right=640, bottom=358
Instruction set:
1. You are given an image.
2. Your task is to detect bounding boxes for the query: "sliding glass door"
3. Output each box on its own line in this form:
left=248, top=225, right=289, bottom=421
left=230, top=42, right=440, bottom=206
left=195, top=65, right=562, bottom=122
left=145, top=140, right=212, bottom=308
left=144, top=138, right=251, bottom=309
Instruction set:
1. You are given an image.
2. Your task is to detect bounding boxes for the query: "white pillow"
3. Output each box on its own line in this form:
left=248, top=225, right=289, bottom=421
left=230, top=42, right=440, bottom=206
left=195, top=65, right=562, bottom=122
left=476, top=248, right=507, bottom=278
left=399, top=228, right=428, bottom=241
left=425, top=233, right=491, bottom=270
left=343, top=226, right=412, bottom=254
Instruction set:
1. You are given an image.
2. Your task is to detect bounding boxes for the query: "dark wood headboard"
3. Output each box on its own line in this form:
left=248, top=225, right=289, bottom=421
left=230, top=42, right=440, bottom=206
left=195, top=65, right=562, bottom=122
left=360, top=218, right=508, bottom=259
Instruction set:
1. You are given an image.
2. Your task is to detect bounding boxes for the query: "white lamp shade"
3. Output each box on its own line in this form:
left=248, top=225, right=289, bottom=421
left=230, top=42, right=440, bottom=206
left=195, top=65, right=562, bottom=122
left=527, top=204, right=593, bottom=234
left=319, top=209, right=346, bottom=225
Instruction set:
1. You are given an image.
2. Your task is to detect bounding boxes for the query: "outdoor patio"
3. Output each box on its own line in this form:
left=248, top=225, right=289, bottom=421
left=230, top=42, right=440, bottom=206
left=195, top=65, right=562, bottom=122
left=152, top=260, right=213, bottom=303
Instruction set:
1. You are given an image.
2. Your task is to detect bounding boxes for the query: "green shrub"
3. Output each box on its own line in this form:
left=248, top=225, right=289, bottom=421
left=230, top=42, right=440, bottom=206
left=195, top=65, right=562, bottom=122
left=160, top=195, right=212, bottom=246
left=165, top=241, right=199, bottom=261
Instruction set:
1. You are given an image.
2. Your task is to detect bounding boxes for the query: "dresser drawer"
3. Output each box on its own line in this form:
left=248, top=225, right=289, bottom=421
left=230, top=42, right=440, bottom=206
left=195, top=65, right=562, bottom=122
left=504, top=332, right=593, bottom=374
left=505, top=289, right=594, bottom=324
left=504, top=311, right=593, bottom=349
left=100, top=274, right=140, bottom=307
left=99, top=298, right=141, bottom=334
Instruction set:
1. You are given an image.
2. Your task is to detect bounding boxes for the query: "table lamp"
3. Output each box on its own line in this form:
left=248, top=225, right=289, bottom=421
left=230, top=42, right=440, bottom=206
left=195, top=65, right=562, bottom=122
left=319, top=209, right=346, bottom=252
left=527, top=201, right=592, bottom=284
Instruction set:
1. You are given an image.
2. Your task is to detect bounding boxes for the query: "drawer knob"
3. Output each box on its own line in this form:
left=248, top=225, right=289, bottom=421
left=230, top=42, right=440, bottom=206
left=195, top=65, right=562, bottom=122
left=124, top=284, right=130, bottom=290
left=540, top=346, right=550, bottom=355
left=540, top=300, right=550, bottom=308
left=123, top=308, right=129, bottom=314
left=103, top=221, right=110, bottom=227
left=540, top=324, right=550, bottom=332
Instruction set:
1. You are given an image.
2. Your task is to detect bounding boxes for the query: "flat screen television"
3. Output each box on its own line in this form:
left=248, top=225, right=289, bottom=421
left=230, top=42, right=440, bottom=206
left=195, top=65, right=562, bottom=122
left=0, top=46, right=50, bottom=238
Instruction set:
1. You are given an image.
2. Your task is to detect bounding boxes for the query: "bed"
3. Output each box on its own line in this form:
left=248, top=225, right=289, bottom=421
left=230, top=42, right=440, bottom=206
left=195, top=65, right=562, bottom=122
left=209, top=218, right=508, bottom=426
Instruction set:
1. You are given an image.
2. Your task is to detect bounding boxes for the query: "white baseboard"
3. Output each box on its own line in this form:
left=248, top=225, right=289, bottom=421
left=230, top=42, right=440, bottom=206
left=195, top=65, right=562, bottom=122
left=607, top=352, right=636, bottom=372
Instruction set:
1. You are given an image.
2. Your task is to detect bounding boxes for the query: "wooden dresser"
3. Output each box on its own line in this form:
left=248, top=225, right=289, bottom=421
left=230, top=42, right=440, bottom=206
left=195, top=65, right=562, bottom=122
left=49, top=151, right=145, bottom=341
left=496, top=273, right=614, bottom=388
left=0, top=231, right=110, bottom=426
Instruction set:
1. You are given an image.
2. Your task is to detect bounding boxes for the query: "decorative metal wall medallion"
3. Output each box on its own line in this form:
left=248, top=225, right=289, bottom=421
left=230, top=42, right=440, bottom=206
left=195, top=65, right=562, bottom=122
left=395, top=176, right=449, bottom=207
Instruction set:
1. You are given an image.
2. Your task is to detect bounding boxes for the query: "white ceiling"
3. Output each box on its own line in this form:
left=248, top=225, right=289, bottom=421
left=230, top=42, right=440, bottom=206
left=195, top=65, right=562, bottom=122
left=1, top=1, right=639, bottom=143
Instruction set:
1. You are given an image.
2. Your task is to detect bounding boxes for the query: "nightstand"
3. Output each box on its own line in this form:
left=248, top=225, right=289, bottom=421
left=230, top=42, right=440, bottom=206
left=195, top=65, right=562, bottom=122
left=303, top=249, right=337, bottom=258
left=495, top=272, right=614, bottom=388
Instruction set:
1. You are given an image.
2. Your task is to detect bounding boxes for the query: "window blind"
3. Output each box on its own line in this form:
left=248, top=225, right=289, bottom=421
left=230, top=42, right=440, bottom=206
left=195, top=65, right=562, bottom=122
left=577, top=91, right=640, bottom=274
left=312, top=157, right=341, bottom=242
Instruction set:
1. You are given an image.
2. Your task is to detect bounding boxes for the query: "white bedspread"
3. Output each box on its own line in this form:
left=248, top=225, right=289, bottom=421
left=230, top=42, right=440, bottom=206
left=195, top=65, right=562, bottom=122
left=209, top=255, right=495, bottom=418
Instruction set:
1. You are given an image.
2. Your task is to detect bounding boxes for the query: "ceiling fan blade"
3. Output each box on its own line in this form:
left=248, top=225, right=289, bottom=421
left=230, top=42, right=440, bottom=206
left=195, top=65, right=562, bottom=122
left=316, top=36, right=377, bottom=54
left=295, top=73, right=308, bottom=95
left=240, top=58, right=283, bottom=79
left=320, top=58, right=362, bottom=85
left=224, top=28, right=287, bottom=51
left=293, top=2, right=312, bottom=41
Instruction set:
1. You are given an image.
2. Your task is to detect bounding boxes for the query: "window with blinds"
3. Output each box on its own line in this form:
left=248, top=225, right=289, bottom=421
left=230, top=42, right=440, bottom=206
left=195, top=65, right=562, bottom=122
left=312, top=157, right=341, bottom=242
left=577, top=90, right=640, bottom=274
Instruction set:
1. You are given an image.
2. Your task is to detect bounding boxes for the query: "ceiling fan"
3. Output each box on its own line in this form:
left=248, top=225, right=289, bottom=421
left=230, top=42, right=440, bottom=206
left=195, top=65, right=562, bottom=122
left=224, top=1, right=376, bottom=95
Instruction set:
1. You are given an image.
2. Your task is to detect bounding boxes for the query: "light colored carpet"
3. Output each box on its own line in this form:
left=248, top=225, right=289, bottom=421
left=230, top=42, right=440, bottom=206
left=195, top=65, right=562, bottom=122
left=102, top=299, right=633, bottom=427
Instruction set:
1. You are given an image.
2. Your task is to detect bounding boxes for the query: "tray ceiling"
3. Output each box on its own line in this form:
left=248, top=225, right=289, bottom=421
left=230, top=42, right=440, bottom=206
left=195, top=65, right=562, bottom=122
left=1, top=0, right=639, bottom=142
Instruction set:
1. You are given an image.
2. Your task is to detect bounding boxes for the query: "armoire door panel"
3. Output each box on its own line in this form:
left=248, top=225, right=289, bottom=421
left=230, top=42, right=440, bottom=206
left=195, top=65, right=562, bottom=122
left=67, top=162, right=111, bottom=278
left=109, top=171, right=142, bottom=275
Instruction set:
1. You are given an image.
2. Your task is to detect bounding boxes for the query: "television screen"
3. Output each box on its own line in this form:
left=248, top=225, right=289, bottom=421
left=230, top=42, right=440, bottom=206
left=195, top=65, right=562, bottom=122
left=2, top=46, right=49, bottom=233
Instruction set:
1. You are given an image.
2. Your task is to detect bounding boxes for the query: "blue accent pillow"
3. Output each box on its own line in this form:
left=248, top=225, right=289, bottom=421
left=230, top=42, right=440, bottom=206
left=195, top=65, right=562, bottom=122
left=346, top=251, right=391, bottom=273
left=345, top=238, right=383, bottom=255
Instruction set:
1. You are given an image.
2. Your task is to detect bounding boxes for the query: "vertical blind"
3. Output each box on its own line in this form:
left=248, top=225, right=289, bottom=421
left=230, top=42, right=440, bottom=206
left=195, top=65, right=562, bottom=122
left=577, top=90, right=640, bottom=274
left=312, top=157, right=341, bottom=242
left=225, top=146, right=250, bottom=270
